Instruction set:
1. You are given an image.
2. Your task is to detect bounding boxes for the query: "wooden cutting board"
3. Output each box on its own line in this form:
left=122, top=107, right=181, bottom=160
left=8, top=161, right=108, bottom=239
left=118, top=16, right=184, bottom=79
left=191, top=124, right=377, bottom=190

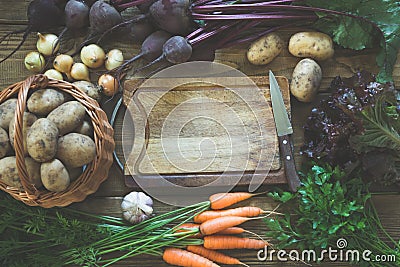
left=122, top=76, right=290, bottom=187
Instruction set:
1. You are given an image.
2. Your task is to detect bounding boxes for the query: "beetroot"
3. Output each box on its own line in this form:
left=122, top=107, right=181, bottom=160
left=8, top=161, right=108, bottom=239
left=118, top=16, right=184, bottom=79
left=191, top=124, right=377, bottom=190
left=89, top=0, right=122, bottom=34
left=0, top=0, right=65, bottom=63
left=149, top=0, right=192, bottom=35
left=162, top=36, right=192, bottom=64
left=113, top=30, right=171, bottom=75
left=126, top=18, right=155, bottom=43
left=65, top=0, right=90, bottom=30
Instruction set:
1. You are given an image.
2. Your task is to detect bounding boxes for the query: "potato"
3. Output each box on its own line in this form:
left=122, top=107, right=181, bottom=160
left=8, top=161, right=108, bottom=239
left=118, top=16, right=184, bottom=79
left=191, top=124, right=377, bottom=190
left=247, top=33, right=284, bottom=65
left=290, top=58, right=322, bottom=102
left=27, top=118, right=59, bottom=162
left=27, top=89, right=65, bottom=116
left=0, top=156, right=45, bottom=190
left=9, top=112, right=37, bottom=155
left=289, top=32, right=334, bottom=61
left=72, top=81, right=102, bottom=102
left=25, top=157, right=42, bottom=188
left=57, top=133, right=96, bottom=168
left=74, top=120, right=93, bottom=137
left=47, top=101, right=86, bottom=135
left=0, top=98, right=17, bottom=130
left=0, top=156, right=23, bottom=189
left=41, top=159, right=70, bottom=192
left=0, top=127, right=10, bottom=159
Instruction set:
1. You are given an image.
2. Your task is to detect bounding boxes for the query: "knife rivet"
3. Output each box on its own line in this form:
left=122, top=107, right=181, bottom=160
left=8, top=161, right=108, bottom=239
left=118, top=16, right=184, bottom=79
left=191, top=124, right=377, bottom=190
left=286, top=155, right=291, bottom=160
left=283, top=140, right=288, bottom=145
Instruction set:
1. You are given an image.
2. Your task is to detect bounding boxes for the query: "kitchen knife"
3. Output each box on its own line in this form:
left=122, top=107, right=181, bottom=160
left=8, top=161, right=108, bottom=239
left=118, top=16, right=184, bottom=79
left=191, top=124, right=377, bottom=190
left=269, top=70, right=301, bottom=192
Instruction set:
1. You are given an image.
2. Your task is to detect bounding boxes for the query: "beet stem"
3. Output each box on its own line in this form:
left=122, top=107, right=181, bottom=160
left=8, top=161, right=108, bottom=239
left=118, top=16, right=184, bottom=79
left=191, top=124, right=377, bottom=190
left=97, top=14, right=148, bottom=44
left=71, top=33, right=99, bottom=57
left=186, top=27, right=204, bottom=40
left=146, top=61, right=172, bottom=77
left=113, top=53, right=144, bottom=76
left=0, top=28, right=26, bottom=44
left=215, top=20, right=260, bottom=48
left=131, top=55, right=165, bottom=75
left=221, top=24, right=286, bottom=48
left=0, top=26, right=31, bottom=64
left=114, top=0, right=153, bottom=10
left=188, top=21, right=237, bottom=45
left=191, top=13, right=317, bottom=20
left=192, top=2, right=363, bottom=21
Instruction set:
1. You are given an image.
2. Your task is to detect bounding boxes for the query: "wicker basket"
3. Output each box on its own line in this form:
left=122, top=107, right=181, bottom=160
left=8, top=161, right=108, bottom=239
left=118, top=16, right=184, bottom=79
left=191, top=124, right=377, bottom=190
left=0, top=75, right=115, bottom=208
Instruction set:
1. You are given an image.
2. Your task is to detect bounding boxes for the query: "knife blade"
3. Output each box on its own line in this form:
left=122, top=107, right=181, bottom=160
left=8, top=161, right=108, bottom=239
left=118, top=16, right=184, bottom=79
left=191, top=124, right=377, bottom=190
left=269, top=70, right=301, bottom=192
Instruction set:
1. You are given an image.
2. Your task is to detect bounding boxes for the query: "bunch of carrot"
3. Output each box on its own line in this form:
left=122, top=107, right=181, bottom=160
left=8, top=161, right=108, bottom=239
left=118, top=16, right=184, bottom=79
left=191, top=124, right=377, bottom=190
left=162, top=192, right=277, bottom=267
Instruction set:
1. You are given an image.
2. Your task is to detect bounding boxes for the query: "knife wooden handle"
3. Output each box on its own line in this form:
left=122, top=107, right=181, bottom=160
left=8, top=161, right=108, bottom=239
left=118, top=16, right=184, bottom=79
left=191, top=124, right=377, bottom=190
left=278, top=135, right=301, bottom=192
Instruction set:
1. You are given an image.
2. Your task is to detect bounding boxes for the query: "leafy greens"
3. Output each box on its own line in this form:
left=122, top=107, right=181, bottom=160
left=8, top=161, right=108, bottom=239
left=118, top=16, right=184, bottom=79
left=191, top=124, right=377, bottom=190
left=265, top=164, right=400, bottom=266
left=304, top=0, right=400, bottom=82
left=302, top=71, right=400, bottom=186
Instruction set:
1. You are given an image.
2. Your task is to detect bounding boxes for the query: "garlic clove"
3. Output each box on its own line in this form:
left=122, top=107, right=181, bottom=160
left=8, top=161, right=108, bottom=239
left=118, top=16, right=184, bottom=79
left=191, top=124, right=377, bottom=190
left=37, top=32, right=60, bottom=56
left=139, top=203, right=153, bottom=215
left=24, top=51, right=45, bottom=73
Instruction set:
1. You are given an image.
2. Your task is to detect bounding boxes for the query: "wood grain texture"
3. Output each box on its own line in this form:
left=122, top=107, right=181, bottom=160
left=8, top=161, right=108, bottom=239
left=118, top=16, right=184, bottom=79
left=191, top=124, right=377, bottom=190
left=0, top=7, right=398, bottom=266
left=123, top=76, right=290, bottom=187
left=72, top=194, right=400, bottom=267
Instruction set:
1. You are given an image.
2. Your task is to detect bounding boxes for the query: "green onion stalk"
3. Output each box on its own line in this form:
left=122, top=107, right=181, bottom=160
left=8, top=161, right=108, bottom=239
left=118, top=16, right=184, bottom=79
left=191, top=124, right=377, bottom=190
left=0, top=193, right=210, bottom=266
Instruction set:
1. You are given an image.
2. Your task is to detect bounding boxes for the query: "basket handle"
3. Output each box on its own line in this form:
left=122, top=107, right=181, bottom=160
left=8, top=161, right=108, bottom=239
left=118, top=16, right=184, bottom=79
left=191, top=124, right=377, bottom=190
left=14, top=74, right=49, bottom=196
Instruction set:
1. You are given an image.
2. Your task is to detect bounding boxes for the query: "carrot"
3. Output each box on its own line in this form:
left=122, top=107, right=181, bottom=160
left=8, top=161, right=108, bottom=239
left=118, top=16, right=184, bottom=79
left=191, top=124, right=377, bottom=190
left=209, top=192, right=257, bottom=210
left=203, top=235, right=268, bottom=250
left=194, top=207, right=265, bottom=223
left=216, top=226, right=245, bottom=235
left=163, top=247, right=220, bottom=267
left=175, top=223, right=202, bottom=238
left=200, top=216, right=256, bottom=235
left=187, top=245, right=249, bottom=266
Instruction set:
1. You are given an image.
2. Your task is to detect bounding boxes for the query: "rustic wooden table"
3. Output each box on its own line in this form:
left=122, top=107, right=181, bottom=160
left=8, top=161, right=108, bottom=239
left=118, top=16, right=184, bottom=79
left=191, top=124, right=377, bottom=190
left=0, top=1, right=399, bottom=266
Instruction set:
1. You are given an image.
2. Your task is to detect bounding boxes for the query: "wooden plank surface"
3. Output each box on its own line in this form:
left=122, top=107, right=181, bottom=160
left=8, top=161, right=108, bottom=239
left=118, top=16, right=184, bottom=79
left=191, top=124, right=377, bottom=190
left=123, top=76, right=290, bottom=187
left=0, top=2, right=399, bottom=266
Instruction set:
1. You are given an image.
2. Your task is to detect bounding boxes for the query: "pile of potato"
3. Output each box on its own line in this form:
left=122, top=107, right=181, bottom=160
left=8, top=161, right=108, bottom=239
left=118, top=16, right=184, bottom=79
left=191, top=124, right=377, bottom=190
left=247, top=31, right=334, bottom=102
left=0, top=89, right=96, bottom=193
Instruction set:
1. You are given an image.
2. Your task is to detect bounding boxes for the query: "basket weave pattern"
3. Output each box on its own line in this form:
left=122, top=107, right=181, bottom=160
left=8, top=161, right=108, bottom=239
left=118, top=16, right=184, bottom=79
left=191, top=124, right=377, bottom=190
left=0, top=75, right=115, bottom=208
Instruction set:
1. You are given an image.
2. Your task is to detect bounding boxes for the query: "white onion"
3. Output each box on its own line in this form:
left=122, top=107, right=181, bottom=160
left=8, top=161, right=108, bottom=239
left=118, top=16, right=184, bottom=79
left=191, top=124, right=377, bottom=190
left=70, top=63, right=90, bottom=81
left=44, top=69, right=63, bottom=80
left=53, top=54, right=74, bottom=78
left=24, top=51, right=45, bottom=73
left=105, top=49, right=124, bottom=70
left=36, top=32, right=59, bottom=56
left=80, top=44, right=105, bottom=69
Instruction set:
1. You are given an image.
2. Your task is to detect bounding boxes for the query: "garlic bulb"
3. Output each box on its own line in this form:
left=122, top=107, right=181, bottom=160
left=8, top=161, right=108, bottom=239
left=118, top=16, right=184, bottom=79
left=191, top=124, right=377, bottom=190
left=121, top=191, right=153, bottom=224
left=36, top=32, right=59, bottom=56
left=80, top=44, right=105, bottom=69
left=105, top=49, right=124, bottom=70
left=24, top=51, right=45, bottom=73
